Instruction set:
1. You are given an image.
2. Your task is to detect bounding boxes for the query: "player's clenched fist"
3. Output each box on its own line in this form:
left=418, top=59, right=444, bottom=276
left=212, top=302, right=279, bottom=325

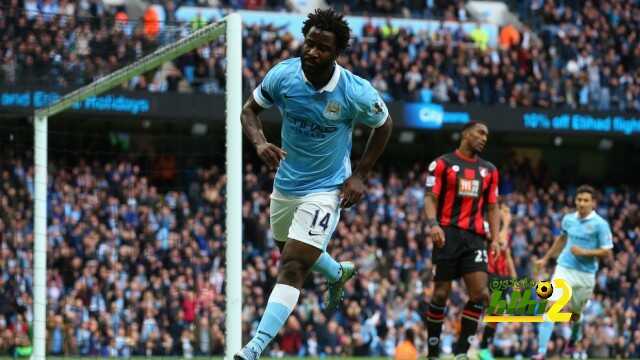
left=340, top=174, right=366, bottom=208
left=430, top=224, right=446, bottom=248
left=256, top=143, right=287, bottom=170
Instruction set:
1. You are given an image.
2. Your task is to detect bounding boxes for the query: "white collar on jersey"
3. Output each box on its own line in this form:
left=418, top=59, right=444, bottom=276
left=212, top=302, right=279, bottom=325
left=577, top=210, right=596, bottom=220
left=301, top=62, right=342, bottom=93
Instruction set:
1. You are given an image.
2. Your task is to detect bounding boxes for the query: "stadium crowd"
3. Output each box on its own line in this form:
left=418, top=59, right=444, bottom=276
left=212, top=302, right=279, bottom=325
left=159, top=0, right=287, bottom=11
left=325, top=0, right=467, bottom=20
left=0, top=150, right=639, bottom=358
left=3, top=0, right=640, bottom=112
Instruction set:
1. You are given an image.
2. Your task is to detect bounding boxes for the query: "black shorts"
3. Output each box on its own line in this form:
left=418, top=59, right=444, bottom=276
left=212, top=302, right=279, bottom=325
left=433, top=226, right=488, bottom=281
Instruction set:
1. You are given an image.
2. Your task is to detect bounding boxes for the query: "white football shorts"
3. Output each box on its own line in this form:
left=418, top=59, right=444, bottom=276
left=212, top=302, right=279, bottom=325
left=269, top=189, right=341, bottom=250
left=552, top=264, right=596, bottom=314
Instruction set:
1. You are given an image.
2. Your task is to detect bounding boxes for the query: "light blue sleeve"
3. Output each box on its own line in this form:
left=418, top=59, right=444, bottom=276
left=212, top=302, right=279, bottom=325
left=352, top=80, right=389, bottom=128
left=598, top=220, right=614, bottom=249
left=252, top=62, right=286, bottom=108
left=560, top=214, right=569, bottom=237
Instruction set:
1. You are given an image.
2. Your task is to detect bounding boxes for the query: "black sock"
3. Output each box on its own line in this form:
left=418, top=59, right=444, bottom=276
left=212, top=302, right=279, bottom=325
left=455, top=301, right=484, bottom=355
left=424, top=302, right=446, bottom=358
left=480, top=324, right=496, bottom=348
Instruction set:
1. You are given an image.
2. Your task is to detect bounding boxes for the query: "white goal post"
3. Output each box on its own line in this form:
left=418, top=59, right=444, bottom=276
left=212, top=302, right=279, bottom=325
left=31, top=13, right=242, bottom=360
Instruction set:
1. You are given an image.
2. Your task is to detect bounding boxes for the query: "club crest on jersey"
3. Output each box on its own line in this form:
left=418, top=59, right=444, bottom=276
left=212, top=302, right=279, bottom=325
left=373, top=101, right=384, bottom=114
left=428, top=161, right=437, bottom=172
left=452, top=165, right=460, bottom=172
left=323, top=101, right=342, bottom=120
left=479, top=167, right=488, bottom=177
left=458, top=178, right=481, bottom=197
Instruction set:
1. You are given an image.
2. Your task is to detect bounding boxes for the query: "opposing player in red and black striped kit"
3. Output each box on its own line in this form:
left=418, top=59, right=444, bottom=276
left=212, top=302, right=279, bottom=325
left=422, top=121, right=500, bottom=360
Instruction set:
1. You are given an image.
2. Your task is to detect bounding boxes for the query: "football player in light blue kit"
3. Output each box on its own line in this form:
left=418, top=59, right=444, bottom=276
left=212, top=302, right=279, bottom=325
left=532, top=185, right=613, bottom=359
left=235, top=9, right=392, bottom=360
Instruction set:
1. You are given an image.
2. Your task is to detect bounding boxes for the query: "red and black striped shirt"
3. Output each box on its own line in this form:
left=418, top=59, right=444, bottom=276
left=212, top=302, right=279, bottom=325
left=488, top=247, right=510, bottom=276
left=425, top=150, right=499, bottom=237
left=488, top=222, right=512, bottom=276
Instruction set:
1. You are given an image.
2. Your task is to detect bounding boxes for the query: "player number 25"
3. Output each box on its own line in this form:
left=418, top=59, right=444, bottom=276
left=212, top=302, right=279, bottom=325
left=475, top=250, right=488, bottom=263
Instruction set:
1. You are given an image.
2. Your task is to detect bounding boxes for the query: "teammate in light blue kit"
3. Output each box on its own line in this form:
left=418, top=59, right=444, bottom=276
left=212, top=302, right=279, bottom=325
left=533, top=185, right=613, bottom=359
left=235, top=9, right=392, bottom=360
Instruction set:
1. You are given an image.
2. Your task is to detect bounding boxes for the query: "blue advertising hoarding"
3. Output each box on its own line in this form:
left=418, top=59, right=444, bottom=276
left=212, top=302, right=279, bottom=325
left=400, top=102, right=640, bottom=136
left=523, top=112, right=640, bottom=136
left=0, top=87, right=217, bottom=120
left=403, top=103, right=470, bottom=129
left=1, top=86, right=639, bottom=137
left=1, top=89, right=150, bottom=115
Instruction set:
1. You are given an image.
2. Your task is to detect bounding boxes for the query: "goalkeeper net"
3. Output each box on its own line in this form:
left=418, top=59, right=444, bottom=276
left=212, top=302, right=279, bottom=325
left=0, top=8, right=242, bottom=359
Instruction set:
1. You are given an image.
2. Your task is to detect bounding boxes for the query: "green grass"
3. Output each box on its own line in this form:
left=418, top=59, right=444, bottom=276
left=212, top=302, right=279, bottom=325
left=2, top=358, right=389, bottom=360
left=1, top=357, right=637, bottom=360
left=0, top=356, right=576, bottom=360
left=0, top=358, right=389, bottom=360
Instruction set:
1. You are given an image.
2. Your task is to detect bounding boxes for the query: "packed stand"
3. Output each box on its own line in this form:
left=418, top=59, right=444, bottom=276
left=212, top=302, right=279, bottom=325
left=0, top=151, right=639, bottom=358
left=147, top=0, right=290, bottom=11
left=511, top=0, right=640, bottom=112
left=1, top=0, right=224, bottom=91
left=325, top=0, right=468, bottom=20
left=241, top=17, right=640, bottom=113
left=4, top=1, right=640, bottom=112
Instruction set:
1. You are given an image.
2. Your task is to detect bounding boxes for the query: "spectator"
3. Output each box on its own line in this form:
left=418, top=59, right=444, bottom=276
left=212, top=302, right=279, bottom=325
left=0, top=149, right=638, bottom=357
left=394, top=327, right=418, bottom=360
left=2, top=4, right=640, bottom=359
left=5, top=1, right=640, bottom=112
left=499, top=23, right=520, bottom=49
left=470, top=22, right=489, bottom=51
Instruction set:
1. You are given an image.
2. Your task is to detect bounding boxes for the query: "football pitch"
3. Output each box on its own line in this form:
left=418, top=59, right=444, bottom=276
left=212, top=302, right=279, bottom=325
left=0, top=358, right=389, bottom=360
left=0, top=358, right=387, bottom=360
left=0, top=356, right=511, bottom=360
left=3, top=357, right=640, bottom=360
left=0, top=357, right=637, bottom=360
left=0, top=357, right=503, bottom=360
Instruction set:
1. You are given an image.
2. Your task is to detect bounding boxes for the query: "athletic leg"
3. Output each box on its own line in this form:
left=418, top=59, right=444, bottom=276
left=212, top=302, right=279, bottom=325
left=425, top=280, right=451, bottom=359
left=455, top=270, right=490, bottom=357
left=271, top=191, right=344, bottom=283
left=236, top=240, right=321, bottom=359
left=425, top=226, right=461, bottom=359
left=238, top=193, right=331, bottom=359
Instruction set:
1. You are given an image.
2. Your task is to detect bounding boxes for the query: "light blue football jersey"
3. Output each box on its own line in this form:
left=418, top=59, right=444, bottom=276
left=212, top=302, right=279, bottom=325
left=557, top=211, right=613, bottom=274
left=253, top=58, right=389, bottom=196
